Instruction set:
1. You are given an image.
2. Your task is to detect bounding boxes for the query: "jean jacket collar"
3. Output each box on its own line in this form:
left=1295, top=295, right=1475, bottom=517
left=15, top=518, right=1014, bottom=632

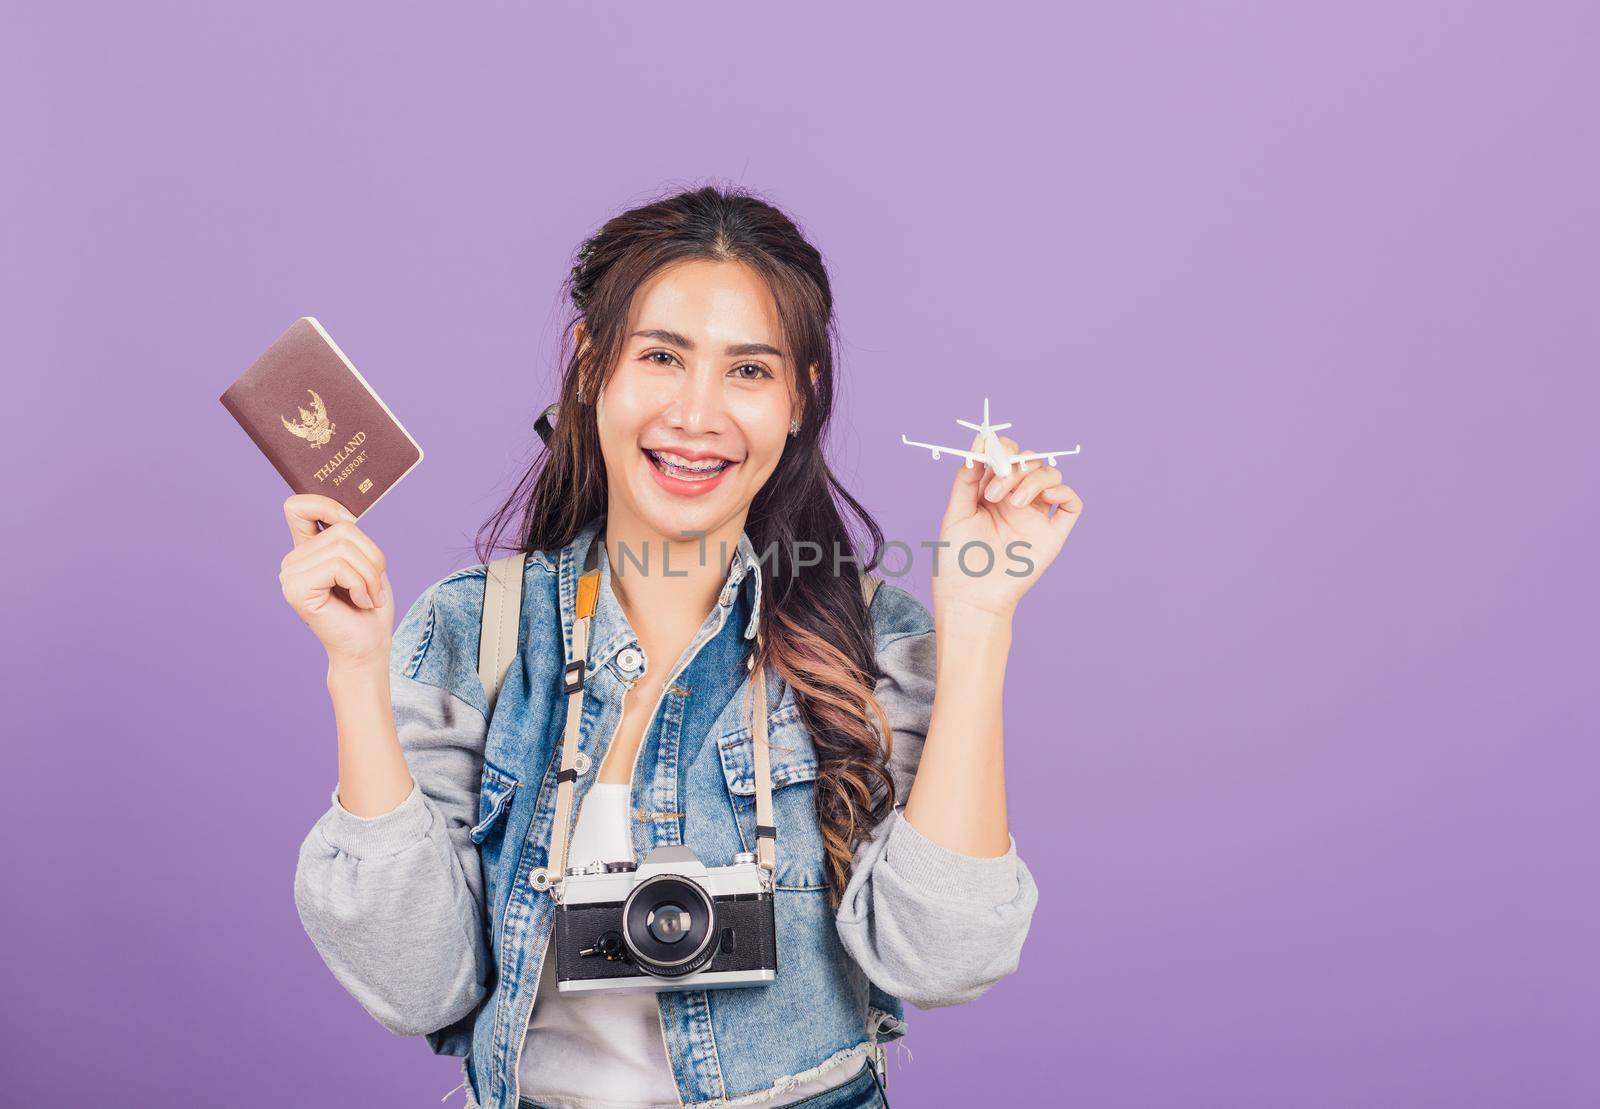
left=561, top=519, right=766, bottom=676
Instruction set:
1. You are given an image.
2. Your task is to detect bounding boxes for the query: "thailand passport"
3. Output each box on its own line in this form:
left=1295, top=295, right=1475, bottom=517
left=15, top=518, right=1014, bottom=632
left=219, top=317, right=423, bottom=517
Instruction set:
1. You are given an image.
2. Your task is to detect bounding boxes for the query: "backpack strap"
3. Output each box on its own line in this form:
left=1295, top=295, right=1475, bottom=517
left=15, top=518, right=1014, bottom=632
left=478, top=552, right=527, bottom=717
left=861, top=571, right=881, bottom=610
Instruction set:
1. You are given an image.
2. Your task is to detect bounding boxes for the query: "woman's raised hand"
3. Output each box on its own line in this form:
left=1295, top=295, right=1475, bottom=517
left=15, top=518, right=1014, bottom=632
left=932, top=433, right=1084, bottom=618
left=280, top=494, right=395, bottom=671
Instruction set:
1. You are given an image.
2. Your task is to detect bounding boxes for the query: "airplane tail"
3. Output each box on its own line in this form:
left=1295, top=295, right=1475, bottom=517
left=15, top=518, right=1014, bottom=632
left=958, top=394, right=1011, bottom=435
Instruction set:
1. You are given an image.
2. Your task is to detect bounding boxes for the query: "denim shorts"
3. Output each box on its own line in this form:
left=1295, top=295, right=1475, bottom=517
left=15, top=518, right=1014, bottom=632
left=516, top=1057, right=888, bottom=1109
left=773, top=1059, right=888, bottom=1108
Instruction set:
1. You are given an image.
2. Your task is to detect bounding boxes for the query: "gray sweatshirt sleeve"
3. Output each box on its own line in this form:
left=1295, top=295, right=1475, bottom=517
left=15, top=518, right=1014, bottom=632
left=292, top=577, right=493, bottom=1039
left=833, top=598, right=1040, bottom=1010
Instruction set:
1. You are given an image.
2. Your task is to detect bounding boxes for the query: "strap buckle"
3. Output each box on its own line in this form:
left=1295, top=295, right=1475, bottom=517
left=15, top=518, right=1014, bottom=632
left=755, top=823, right=777, bottom=875
left=561, top=658, right=585, bottom=695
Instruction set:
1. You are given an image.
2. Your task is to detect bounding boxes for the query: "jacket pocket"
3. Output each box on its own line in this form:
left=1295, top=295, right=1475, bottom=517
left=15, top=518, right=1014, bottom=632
left=470, top=761, right=520, bottom=845
left=716, top=703, right=827, bottom=890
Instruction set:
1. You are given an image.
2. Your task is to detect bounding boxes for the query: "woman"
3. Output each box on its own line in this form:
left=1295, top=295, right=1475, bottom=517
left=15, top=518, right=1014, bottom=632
left=285, top=185, right=1083, bottom=1109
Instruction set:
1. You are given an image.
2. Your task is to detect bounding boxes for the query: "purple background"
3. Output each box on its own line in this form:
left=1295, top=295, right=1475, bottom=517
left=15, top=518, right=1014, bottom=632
left=4, top=2, right=1595, bottom=1105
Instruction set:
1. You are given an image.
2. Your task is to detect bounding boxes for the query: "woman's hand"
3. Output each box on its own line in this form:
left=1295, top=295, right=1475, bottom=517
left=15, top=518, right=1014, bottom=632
left=280, top=494, right=395, bottom=671
left=930, top=433, right=1084, bottom=619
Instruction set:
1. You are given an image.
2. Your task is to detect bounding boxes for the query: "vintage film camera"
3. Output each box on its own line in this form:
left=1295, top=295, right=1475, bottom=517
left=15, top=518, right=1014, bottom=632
left=553, top=844, right=777, bottom=994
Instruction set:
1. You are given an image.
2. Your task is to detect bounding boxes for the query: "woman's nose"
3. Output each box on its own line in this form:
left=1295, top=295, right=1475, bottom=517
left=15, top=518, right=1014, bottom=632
left=668, top=369, right=731, bottom=434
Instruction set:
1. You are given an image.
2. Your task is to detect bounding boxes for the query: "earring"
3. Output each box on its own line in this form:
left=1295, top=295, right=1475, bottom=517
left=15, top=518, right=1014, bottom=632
left=789, top=418, right=800, bottom=437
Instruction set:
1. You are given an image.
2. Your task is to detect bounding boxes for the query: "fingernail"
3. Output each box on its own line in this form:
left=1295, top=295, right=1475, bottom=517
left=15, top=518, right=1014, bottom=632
left=986, top=483, right=1003, bottom=501
left=1010, top=491, right=1025, bottom=506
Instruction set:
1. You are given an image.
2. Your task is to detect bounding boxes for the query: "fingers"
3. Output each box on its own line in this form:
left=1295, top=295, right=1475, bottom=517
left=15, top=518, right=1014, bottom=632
left=1005, top=464, right=1061, bottom=509
left=280, top=494, right=390, bottom=612
left=1043, top=484, right=1084, bottom=539
left=296, top=523, right=387, bottom=582
left=285, top=494, right=356, bottom=547
left=282, top=499, right=387, bottom=579
left=319, top=555, right=378, bottom=610
left=979, top=436, right=1029, bottom=504
left=288, top=550, right=383, bottom=610
left=943, top=431, right=988, bottom=520
left=281, top=537, right=380, bottom=604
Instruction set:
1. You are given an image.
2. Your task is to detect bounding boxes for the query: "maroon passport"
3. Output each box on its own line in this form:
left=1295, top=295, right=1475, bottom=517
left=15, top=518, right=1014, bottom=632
left=219, top=317, right=423, bottom=517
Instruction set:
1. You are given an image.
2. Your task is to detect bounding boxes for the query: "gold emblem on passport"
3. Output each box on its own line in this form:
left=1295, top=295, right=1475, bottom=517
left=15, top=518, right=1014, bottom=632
left=280, top=388, right=337, bottom=447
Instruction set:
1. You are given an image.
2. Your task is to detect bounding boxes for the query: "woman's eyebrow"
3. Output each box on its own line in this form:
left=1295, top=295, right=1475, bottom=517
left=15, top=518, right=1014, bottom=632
left=632, top=328, right=785, bottom=360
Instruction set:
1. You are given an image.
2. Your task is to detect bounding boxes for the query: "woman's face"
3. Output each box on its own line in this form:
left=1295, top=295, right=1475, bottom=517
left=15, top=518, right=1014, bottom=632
left=592, top=258, right=800, bottom=544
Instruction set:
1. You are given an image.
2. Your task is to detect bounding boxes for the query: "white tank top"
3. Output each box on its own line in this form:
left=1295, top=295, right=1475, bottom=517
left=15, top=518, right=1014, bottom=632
left=516, top=783, right=865, bottom=1108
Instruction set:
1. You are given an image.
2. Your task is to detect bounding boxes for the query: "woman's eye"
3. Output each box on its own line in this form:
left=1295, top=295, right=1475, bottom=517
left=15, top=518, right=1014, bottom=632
left=639, top=350, right=769, bottom=380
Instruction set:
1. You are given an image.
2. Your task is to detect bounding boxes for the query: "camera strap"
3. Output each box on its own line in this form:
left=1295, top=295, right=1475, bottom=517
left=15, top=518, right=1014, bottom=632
left=749, top=633, right=776, bottom=875
left=544, top=534, right=780, bottom=899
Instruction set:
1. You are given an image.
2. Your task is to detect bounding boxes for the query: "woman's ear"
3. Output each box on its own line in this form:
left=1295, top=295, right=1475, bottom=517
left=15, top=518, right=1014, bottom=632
left=574, top=321, right=594, bottom=402
left=797, top=362, right=819, bottom=421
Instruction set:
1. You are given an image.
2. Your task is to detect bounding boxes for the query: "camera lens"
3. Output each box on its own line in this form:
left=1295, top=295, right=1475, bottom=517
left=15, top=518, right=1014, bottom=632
left=622, top=874, right=719, bottom=978
left=647, top=904, right=693, bottom=944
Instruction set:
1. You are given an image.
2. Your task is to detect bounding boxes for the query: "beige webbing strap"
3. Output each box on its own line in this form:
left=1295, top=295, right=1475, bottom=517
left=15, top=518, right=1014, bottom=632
left=547, top=567, right=600, bottom=898
left=477, top=552, right=527, bottom=717
left=748, top=572, right=878, bottom=875
left=750, top=651, right=776, bottom=873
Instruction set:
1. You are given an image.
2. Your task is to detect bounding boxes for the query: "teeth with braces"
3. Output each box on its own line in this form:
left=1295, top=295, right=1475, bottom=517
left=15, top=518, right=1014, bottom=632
left=648, top=449, right=730, bottom=473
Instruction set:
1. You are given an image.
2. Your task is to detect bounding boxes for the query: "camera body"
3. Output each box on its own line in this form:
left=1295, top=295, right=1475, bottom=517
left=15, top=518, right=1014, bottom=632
left=553, top=844, right=778, bottom=995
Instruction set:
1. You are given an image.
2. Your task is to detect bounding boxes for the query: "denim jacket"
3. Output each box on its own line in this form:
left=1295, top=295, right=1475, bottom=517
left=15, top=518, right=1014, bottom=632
left=294, top=519, right=1039, bottom=1108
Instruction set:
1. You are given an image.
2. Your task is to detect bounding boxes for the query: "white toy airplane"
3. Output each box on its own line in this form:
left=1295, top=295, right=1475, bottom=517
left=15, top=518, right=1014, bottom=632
left=901, top=397, right=1081, bottom=476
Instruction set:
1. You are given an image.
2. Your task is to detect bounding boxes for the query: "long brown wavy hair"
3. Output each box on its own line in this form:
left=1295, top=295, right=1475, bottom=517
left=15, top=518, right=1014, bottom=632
left=474, top=183, right=896, bottom=907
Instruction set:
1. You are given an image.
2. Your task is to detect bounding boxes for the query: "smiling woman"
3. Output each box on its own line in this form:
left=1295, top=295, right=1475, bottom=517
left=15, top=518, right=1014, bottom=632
left=288, top=184, right=1072, bottom=1109
left=596, top=263, right=798, bottom=517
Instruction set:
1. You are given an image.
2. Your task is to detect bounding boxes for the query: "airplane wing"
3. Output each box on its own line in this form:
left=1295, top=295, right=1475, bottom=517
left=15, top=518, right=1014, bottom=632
left=1009, top=446, right=1082, bottom=465
left=901, top=435, right=985, bottom=462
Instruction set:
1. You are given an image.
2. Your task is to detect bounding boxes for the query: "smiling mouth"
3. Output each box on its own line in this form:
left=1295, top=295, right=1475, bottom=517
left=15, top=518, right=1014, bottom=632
left=643, top=448, right=736, bottom=481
